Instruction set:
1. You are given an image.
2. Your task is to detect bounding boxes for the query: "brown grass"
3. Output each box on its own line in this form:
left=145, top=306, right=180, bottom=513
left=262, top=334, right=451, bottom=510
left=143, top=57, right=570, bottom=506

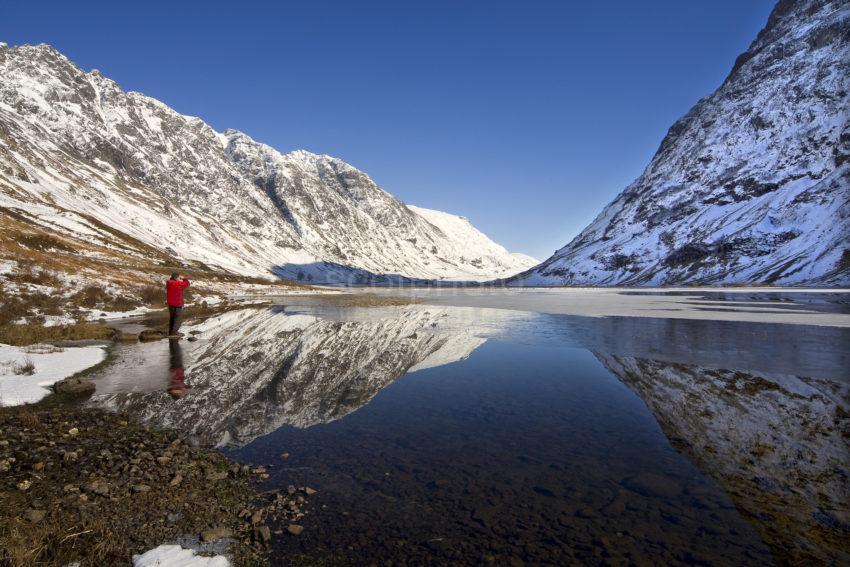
left=12, top=357, right=35, bottom=375
left=0, top=323, right=115, bottom=346
left=137, top=284, right=165, bottom=307
left=16, top=407, right=40, bottom=429
left=16, top=232, right=75, bottom=253
left=0, top=291, right=66, bottom=325
left=68, top=285, right=141, bottom=312
left=5, top=261, right=61, bottom=288
left=1, top=513, right=128, bottom=567
left=0, top=209, right=308, bottom=292
left=0, top=207, right=311, bottom=336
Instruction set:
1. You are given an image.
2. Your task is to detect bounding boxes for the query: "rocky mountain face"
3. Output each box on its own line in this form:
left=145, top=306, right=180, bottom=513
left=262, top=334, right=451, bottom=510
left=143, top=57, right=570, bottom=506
left=511, top=0, right=850, bottom=286
left=0, top=43, right=534, bottom=284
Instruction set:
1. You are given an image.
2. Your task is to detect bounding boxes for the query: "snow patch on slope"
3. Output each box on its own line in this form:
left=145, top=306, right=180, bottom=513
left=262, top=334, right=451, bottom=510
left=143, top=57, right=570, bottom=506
left=510, top=0, right=850, bottom=287
left=0, top=43, right=535, bottom=284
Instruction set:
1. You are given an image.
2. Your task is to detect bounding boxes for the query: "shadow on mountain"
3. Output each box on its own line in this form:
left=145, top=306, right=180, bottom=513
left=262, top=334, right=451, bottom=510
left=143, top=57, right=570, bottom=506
left=272, top=260, right=478, bottom=286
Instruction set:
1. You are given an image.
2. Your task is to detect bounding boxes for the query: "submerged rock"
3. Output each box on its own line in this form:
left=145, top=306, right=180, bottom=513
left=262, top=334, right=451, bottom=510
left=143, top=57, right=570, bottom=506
left=622, top=473, right=681, bottom=499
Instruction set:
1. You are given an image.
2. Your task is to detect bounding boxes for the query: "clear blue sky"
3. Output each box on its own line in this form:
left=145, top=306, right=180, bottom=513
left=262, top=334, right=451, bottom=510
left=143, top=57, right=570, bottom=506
left=4, top=0, right=775, bottom=260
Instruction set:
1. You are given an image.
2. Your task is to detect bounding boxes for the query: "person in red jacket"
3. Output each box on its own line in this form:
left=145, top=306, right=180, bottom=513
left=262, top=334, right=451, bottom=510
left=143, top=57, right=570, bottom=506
left=166, top=273, right=190, bottom=338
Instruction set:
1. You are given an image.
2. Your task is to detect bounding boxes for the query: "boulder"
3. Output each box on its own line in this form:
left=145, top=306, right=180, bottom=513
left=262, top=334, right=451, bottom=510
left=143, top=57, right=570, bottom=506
left=138, top=329, right=166, bottom=342
left=201, top=527, right=232, bottom=542
left=22, top=508, right=45, bottom=523
left=84, top=479, right=111, bottom=496
left=53, top=377, right=96, bottom=396
left=256, top=525, right=272, bottom=544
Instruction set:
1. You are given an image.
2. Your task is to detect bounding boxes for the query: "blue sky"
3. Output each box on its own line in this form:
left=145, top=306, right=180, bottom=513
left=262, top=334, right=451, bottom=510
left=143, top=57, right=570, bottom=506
left=4, top=0, right=775, bottom=259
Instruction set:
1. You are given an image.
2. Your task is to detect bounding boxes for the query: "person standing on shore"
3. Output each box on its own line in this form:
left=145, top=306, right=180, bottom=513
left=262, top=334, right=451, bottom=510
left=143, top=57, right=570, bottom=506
left=166, top=273, right=190, bottom=338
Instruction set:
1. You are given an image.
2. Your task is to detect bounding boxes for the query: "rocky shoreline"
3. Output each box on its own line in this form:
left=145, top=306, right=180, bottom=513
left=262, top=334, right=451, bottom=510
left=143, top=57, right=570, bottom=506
left=0, top=403, right=316, bottom=566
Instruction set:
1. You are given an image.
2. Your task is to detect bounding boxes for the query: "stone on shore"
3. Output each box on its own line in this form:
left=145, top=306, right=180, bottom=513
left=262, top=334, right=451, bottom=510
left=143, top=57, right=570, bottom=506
left=138, top=330, right=166, bottom=342
left=54, top=377, right=96, bottom=396
left=201, top=526, right=233, bottom=542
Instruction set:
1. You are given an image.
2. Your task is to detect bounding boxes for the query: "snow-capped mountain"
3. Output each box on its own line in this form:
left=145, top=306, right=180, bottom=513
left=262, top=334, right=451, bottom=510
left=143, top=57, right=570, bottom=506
left=511, top=0, right=849, bottom=287
left=0, top=43, right=535, bottom=283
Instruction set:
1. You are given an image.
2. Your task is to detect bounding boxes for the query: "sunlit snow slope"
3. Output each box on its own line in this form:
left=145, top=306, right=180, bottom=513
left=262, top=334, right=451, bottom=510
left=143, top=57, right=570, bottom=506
left=510, top=0, right=849, bottom=287
left=0, top=44, right=535, bottom=284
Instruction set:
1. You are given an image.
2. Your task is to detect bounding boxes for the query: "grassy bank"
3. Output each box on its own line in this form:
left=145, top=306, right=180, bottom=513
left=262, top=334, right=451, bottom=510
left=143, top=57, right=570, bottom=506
left=0, top=323, right=116, bottom=347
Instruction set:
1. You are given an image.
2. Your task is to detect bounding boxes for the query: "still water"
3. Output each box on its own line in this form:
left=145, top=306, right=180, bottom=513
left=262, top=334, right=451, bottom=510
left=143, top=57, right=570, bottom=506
left=87, top=299, right=850, bottom=565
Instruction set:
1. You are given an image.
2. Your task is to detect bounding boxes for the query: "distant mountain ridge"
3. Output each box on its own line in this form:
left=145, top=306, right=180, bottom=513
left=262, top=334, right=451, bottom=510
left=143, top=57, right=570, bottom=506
left=509, top=0, right=849, bottom=287
left=0, top=43, right=535, bottom=284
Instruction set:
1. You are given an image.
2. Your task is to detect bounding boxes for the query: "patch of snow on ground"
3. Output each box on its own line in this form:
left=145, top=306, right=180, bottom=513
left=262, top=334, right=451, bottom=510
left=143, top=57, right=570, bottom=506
left=42, top=315, right=78, bottom=327
left=132, top=545, right=230, bottom=567
left=0, top=343, right=106, bottom=405
left=86, top=305, right=155, bottom=321
left=0, top=259, right=16, bottom=275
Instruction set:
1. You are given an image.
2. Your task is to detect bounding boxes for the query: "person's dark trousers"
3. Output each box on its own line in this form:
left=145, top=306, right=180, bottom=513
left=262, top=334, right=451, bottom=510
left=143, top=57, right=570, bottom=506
left=168, top=306, right=183, bottom=335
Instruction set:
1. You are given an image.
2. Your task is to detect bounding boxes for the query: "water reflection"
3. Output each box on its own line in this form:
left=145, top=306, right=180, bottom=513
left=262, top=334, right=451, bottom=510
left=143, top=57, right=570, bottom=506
left=88, top=306, right=520, bottom=446
left=167, top=339, right=189, bottom=399
left=85, top=303, right=849, bottom=564
left=597, top=354, right=849, bottom=565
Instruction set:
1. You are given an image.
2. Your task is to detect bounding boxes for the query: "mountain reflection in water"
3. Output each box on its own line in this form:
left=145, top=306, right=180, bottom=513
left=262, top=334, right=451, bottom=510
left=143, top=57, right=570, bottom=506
left=88, top=305, right=518, bottom=445
left=86, top=304, right=849, bottom=565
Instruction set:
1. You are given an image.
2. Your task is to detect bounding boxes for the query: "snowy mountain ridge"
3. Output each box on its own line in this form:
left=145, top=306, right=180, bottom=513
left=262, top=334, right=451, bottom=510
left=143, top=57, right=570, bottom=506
left=0, top=43, right=535, bottom=284
left=509, top=0, right=849, bottom=287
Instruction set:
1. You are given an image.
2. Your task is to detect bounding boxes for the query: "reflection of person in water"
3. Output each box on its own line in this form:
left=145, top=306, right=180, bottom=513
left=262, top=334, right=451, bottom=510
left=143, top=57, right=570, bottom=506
left=167, top=339, right=190, bottom=399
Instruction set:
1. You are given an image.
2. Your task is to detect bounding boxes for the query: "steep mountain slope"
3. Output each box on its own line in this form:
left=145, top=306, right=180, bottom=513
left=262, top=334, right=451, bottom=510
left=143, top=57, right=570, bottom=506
left=0, top=43, right=535, bottom=284
left=511, top=0, right=849, bottom=287
left=408, top=205, right=538, bottom=270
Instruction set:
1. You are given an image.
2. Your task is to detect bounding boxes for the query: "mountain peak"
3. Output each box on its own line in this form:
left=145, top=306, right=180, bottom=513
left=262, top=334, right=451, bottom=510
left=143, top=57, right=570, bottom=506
left=0, top=44, right=536, bottom=284
left=510, top=0, right=849, bottom=287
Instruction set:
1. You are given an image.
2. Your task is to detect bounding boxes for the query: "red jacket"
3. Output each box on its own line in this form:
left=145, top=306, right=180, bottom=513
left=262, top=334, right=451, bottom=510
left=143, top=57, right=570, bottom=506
left=166, top=278, right=190, bottom=307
